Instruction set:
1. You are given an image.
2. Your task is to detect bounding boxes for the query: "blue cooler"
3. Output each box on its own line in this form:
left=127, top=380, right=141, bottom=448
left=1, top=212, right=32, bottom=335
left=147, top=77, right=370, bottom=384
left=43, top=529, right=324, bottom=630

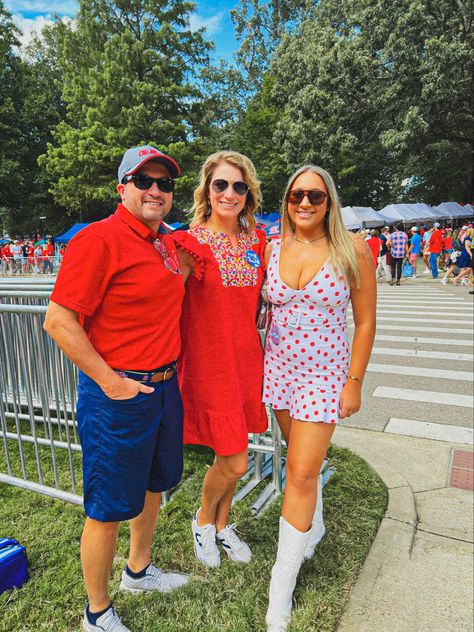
left=0, top=538, right=28, bottom=594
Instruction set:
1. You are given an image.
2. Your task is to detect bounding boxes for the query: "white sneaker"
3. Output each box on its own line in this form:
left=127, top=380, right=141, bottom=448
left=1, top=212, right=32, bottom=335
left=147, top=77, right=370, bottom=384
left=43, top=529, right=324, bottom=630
left=441, top=278, right=448, bottom=285
left=461, top=279, right=468, bottom=286
left=83, top=606, right=131, bottom=632
left=216, top=524, right=252, bottom=563
left=423, top=269, right=431, bottom=274
left=192, top=510, right=220, bottom=568
left=119, top=563, right=188, bottom=594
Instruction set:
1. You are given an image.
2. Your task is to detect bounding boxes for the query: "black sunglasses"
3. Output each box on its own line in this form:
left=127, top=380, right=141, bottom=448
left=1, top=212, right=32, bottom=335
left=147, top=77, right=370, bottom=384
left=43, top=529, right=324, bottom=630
left=122, top=174, right=176, bottom=192
left=287, top=189, right=327, bottom=206
left=211, top=179, right=249, bottom=196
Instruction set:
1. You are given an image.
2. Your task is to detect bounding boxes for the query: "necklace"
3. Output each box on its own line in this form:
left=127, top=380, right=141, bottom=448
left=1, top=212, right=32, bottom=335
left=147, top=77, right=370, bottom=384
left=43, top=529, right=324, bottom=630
left=294, top=233, right=327, bottom=244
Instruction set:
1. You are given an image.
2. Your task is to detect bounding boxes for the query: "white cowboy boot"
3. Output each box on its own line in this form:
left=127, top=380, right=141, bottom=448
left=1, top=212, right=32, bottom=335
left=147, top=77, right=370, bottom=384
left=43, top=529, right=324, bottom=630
left=304, top=474, right=326, bottom=561
left=266, top=517, right=311, bottom=632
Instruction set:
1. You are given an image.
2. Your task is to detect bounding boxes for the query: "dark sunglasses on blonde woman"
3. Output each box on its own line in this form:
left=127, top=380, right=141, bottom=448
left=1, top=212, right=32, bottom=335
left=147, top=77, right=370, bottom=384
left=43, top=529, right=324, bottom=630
left=211, top=179, right=249, bottom=196
left=287, top=189, right=327, bottom=206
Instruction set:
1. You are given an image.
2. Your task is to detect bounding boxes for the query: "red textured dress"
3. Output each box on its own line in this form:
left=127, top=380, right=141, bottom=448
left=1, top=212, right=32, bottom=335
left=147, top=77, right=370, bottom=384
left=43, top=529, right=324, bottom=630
left=172, top=226, right=268, bottom=456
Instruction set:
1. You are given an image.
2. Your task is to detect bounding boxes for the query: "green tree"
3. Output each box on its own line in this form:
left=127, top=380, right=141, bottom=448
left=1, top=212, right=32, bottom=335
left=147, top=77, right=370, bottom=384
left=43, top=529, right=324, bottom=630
left=40, top=0, right=214, bottom=221
left=238, top=0, right=473, bottom=207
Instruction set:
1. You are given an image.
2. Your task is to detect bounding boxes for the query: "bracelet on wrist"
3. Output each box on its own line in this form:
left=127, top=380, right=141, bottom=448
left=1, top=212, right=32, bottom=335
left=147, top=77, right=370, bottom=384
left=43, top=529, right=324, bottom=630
left=347, top=374, right=363, bottom=384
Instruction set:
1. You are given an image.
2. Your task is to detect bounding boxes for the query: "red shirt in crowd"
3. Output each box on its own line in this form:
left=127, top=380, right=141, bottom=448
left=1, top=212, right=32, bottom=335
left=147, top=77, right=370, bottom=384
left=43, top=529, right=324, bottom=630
left=367, top=236, right=381, bottom=266
left=442, top=235, right=453, bottom=250
left=428, top=229, right=443, bottom=254
left=1, top=245, right=11, bottom=258
left=50, top=203, right=185, bottom=370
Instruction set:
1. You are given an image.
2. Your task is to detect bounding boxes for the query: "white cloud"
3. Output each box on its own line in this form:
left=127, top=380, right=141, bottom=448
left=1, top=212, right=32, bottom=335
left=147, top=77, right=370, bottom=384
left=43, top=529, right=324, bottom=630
left=12, top=14, right=55, bottom=48
left=5, top=0, right=77, bottom=16
left=189, top=12, right=224, bottom=35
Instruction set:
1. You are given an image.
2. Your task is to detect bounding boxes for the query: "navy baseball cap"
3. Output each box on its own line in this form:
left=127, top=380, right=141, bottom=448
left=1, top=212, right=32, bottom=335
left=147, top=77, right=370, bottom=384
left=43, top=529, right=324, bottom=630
left=118, top=145, right=180, bottom=182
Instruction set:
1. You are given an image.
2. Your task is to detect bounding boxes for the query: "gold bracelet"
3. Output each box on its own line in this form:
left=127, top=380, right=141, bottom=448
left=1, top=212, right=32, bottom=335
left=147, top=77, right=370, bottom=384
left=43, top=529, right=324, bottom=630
left=347, top=374, right=363, bottom=384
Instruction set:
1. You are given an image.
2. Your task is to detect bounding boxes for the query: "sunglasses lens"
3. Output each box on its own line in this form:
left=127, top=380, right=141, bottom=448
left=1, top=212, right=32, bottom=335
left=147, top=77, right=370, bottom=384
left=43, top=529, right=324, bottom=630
left=233, top=181, right=249, bottom=196
left=211, top=179, right=228, bottom=193
left=308, top=191, right=326, bottom=204
left=133, top=175, right=153, bottom=190
left=288, top=191, right=304, bottom=204
left=157, top=178, right=175, bottom=193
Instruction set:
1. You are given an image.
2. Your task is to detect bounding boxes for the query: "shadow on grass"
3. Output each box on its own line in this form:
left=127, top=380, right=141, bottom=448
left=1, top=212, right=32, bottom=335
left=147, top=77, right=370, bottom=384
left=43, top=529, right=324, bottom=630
left=0, top=444, right=387, bottom=632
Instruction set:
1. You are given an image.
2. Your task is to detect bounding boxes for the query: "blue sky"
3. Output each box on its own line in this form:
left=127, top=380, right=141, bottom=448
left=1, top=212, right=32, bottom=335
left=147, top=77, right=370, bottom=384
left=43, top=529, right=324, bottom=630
left=6, top=0, right=240, bottom=63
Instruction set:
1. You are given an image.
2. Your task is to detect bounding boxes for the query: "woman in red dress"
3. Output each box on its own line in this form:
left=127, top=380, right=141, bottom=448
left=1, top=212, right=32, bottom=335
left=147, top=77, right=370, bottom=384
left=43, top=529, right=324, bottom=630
left=172, top=151, right=268, bottom=568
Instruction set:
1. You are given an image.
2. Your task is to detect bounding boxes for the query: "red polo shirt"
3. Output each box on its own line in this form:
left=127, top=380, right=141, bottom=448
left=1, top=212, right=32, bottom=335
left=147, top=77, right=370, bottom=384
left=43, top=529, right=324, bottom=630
left=51, top=203, right=185, bottom=370
left=428, top=229, right=443, bottom=254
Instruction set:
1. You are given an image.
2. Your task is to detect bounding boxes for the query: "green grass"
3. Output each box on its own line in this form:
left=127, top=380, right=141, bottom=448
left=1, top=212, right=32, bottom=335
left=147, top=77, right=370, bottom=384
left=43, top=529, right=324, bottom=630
left=0, top=445, right=387, bottom=632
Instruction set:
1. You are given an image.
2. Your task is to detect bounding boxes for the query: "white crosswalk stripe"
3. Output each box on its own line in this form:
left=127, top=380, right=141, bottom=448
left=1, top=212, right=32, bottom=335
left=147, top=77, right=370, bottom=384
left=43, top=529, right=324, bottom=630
left=374, top=334, right=473, bottom=347
left=367, top=363, right=473, bottom=381
left=371, top=347, right=473, bottom=362
left=347, top=282, right=474, bottom=443
left=373, top=386, right=473, bottom=408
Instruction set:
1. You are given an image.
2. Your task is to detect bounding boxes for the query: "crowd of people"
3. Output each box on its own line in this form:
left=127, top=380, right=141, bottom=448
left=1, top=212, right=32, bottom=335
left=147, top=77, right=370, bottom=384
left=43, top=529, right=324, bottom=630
left=0, top=238, right=63, bottom=275
left=362, top=223, right=473, bottom=292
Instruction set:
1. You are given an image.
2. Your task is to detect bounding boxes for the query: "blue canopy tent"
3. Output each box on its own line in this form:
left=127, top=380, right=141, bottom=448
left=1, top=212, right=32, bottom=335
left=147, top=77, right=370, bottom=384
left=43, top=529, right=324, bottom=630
left=54, top=223, right=90, bottom=243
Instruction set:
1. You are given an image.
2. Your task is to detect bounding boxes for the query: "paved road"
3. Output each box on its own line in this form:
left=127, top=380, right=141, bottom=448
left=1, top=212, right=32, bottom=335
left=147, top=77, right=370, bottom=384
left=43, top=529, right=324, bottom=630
left=346, top=276, right=473, bottom=443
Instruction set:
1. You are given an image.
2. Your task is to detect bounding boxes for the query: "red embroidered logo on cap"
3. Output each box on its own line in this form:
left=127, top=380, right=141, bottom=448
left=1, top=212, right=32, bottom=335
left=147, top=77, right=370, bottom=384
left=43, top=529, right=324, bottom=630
left=138, top=149, right=159, bottom=157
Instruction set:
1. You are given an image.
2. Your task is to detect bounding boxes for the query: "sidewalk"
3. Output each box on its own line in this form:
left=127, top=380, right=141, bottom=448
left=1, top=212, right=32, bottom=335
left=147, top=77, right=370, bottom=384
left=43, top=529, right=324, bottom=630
left=332, top=426, right=473, bottom=632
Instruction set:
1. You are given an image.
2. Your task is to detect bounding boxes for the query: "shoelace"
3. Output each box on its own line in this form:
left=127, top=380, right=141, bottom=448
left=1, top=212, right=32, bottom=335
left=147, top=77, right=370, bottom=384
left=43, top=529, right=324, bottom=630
left=201, top=524, right=218, bottom=552
left=145, top=564, right=163, bottom=583
left=220, top=524, right=244, bottom=549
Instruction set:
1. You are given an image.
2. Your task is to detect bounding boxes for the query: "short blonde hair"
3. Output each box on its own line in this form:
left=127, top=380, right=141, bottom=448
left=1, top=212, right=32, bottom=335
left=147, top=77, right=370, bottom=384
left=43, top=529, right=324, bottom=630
left=281, top=165, right=361, bottom=287
left=190, top=151, right=262, bottom=232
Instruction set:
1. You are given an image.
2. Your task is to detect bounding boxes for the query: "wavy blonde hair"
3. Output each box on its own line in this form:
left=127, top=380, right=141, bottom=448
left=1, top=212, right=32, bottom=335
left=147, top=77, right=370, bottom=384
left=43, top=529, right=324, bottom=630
left=281, top=165, right=361, bottom=287
left=190, top=151, right=262, bottom=232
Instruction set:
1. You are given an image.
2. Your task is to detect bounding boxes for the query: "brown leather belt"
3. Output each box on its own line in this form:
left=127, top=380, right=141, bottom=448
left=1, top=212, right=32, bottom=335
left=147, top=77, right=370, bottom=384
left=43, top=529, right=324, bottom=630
left=114, top=362, right=176, bottom=383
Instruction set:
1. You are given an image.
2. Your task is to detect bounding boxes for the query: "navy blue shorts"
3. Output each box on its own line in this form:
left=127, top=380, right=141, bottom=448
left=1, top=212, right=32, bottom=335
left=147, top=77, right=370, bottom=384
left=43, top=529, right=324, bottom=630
left=77, top=371, right=183, bottom=522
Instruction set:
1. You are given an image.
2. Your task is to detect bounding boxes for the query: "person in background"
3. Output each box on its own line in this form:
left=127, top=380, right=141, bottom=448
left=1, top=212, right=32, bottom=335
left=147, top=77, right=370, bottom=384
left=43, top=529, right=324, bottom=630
left=387, top=223, right=408, bottom=285
left=452, top=228, right=473, bottom=286
left=10, top=240, right=22, bottom=275
left=367, top=229, right=380, bottom=268
left=407, top=226, right=422, bottom=278
left=34, top=243, right=43, bottom=274
left=440, top=250, right=461, bottom=285
left=1, top=241, right=12, bottom=274
left=421, top=226, right=432, bottom=274
left=42, top=238, right=55, bottom=275
left=442, top=228, right=453, bottom=269
left=428, top=223, right=443, bottom=278
left=376, top=226, right=391, bottom=283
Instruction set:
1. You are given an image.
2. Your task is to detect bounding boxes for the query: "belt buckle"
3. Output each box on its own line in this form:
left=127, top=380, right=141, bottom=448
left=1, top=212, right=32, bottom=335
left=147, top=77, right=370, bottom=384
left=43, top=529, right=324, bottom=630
left=288, top=312, right=301, bottom=327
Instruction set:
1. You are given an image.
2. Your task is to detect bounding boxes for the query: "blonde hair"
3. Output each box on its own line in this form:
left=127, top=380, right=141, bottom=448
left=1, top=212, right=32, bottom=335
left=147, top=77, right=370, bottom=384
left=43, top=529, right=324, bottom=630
left=190, top=151, right=262, bottom=232
left=281, top=165, right=361, bottom=287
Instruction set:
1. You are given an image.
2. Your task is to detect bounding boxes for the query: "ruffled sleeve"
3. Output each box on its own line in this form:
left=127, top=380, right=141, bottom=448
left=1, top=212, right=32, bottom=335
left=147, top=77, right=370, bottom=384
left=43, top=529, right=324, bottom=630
left=170, top=230, right=205, bottom=281
left=255, top=228, right=268, bottom=272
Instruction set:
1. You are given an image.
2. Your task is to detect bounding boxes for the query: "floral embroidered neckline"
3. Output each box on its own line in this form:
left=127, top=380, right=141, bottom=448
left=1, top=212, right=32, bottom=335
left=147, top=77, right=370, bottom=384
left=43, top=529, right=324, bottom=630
left=190, top=226, right=260, bottom=287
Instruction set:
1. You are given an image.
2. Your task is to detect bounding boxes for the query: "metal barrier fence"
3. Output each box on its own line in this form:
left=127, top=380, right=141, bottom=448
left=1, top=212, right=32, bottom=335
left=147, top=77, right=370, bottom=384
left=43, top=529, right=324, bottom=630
left=0, top=278, right=333, bottom=515
left=0, top=256, right=61, bottom=276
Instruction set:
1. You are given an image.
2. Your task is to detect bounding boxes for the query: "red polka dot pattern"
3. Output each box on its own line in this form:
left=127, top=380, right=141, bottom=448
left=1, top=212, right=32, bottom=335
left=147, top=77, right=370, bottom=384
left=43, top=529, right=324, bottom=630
left=262, top=241, right=351, bottom=424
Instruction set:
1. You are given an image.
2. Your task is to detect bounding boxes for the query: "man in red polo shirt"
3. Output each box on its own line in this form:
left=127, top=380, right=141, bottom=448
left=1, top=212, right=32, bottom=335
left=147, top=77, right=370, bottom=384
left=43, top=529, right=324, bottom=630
left=428, top=222, right=443, bottom=279
left=44, top=145, right=188, bottom=632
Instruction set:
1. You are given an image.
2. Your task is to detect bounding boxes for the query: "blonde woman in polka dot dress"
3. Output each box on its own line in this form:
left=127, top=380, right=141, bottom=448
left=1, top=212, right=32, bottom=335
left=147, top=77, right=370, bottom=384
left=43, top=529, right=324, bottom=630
left=264, top=165, right=376, bottom=632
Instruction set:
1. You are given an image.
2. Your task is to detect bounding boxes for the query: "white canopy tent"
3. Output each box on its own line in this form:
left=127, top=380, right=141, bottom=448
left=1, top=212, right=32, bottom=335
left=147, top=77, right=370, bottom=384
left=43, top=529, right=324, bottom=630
left=380, top=203, right=440, bottom=223
left=350, top=207, right=394, bottom=227
left=435, top=202, right=474, bottom=220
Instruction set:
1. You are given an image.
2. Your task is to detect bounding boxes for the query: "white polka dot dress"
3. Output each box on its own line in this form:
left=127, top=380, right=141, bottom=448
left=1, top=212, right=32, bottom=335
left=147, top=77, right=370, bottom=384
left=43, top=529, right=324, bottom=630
left=262, top=241, right=351, bottom=424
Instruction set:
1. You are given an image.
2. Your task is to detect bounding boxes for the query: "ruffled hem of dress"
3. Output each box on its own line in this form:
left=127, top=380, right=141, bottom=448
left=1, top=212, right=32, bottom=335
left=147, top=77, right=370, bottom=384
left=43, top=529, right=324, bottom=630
left=184, top=404, right=268, bottom=456
left=262, top=376, right=343, bottom=424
